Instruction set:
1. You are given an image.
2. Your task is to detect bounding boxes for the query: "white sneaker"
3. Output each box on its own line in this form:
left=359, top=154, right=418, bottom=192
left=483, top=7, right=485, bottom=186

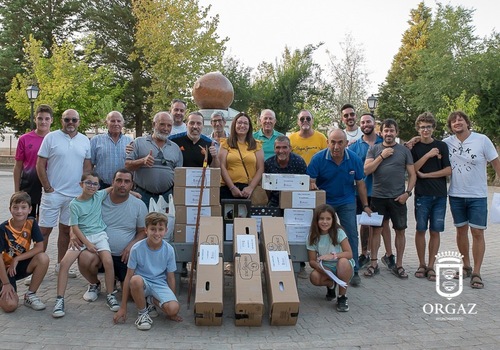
left=83, top=283, right=101, bottom=302
left=54, top=263, right=77, bottom=278
left=135, top=312, right=153, bottom=330
left=24, top=293, right=46, bottom=311
left=106, top=293, right=120, bottom=312
left=24, top=275, right=32, bottom=286
left=52, top=297, right=65, bottom=318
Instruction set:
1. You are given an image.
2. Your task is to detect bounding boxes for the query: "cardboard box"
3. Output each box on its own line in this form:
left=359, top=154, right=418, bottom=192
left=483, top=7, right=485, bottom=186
left=173, top=224, right=196, bottom=243
left=260, top=217, right=300, bottom=326
left=175, top=205, right=221, bottom=225
left=280, top=190, right=326, bottom=209
left=285, top=224, right=310, bottom=243
left=262, top=173, right=309, bottom=191
left=194, top=217, right=224, bottom=326
left=173, top=187, right=220, bottom=206
left=233, top=218, right=264, bottom=326
left=283, top=208, right=314, bottom=225
left=174, top=167, right=221, bottom=187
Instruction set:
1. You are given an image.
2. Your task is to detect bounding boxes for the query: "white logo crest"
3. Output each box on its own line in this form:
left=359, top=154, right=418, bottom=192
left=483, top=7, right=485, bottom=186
left=435, top=251, right=463, bottom=300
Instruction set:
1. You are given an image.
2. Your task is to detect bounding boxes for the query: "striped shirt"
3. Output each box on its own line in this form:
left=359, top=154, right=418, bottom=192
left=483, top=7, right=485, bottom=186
left=91, top=132, right=133, bottom=185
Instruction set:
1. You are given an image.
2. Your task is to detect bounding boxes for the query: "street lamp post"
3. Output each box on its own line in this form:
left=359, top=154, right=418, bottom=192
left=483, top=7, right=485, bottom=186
left=366, top=94, right=378, bottom=115
left=26, top=85, right=40, bottom=130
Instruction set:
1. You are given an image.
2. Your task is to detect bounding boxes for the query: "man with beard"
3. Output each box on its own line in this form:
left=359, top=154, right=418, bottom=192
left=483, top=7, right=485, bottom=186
left=264, top=135, right=307, bottom=207
left=341, top=104, right=362, bottom=145
left=348, top=113, right=385, bottom=269
left=308, top=129, right=371, bottom=286
left=289, top=110, right=327, bottom=165
left=91, top=111, right=133, bottom=189
left=364, top=119, right=415, bottom=279
left=169, top=112, right=219, bottom=168
left=442, top=111, right=500, bottom=289
left=253, top=109, right=284, bottom=160
left=125, top=112, right=183, bottom=207
left=36, top=109, right=92, bottom=277
left=170, top=99, right=187, bottom=136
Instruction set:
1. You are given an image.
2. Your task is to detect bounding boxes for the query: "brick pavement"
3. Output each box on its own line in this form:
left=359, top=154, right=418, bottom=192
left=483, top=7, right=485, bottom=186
left=0, top=169, right=499, bottom=349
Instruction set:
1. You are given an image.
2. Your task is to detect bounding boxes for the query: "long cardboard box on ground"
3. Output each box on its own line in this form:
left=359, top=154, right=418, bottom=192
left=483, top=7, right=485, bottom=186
left=175, top=205, right=221, bottom=225
left=194, top=217, right=224, bottom=326
left=233, top=218, right=264, bottom=326
left=280, top=190, right=326, bottom=209
left=174, top=167, right=221, bottom=187
left=262, top=173, right=309, bottom=191
left=173, top=186, right=220, bottom=206
left=260, top=217, right=300, bottom=326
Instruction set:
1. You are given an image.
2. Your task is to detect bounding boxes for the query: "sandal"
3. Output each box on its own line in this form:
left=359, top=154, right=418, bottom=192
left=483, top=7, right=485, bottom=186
left=454, top=265, right=472, bottom=279
left=392, top=266, right=408, bottom=279
left=364, top=265, right=380, bottom=277
left=414, top=265, right=427, bottom=278
left=470, top=273, right=484, bottom=289
left=425, top=268, right=436, bottom=282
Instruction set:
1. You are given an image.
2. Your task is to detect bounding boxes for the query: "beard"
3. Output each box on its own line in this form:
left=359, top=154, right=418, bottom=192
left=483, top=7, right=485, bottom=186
left=362, top=126, right=374, bottom=135
left=154, top=131, right=169, bottom=141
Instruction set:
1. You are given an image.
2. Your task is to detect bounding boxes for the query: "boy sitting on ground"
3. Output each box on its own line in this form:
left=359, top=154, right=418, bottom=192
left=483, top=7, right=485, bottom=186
left=113, top=212, right=182, bottom=330
left=0, top=191, right=49, bottom=313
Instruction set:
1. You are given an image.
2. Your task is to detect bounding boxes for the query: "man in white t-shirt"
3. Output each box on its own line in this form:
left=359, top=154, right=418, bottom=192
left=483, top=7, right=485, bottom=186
left=36, top=109, right=92, bottom=277
left=169, top=99, right=187, bottom=136
left=340, top=104, right=363, bottom=145
left=443, top=111, right=500, bottom=290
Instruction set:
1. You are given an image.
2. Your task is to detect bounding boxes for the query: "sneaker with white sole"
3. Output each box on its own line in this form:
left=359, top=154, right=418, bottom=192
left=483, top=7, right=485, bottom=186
left=135, top=312, right=153, bottom=330
left=146, top=296, right=159, bottom=318
left=52, top=297, right=65, bottom=318
left=106, top=293, right=120, bottom=312
left=83, top=283, right=101, bottom=302
left=336, top=295, right=349, bottom=312
left=54, top=263, right=77, bottom=278
left=24, top=275, right=32, bottom=286
left=24, top=293, right=46, bottom=311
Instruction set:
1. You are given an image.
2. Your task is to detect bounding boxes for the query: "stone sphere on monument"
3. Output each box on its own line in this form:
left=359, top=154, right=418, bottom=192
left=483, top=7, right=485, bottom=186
left=192, top=72, right=234, bottom=109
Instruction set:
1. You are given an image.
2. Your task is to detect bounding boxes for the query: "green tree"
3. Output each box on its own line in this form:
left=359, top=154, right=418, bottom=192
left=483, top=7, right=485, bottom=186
left=0, top=0, right=82, bottom=131
left=132, top=0, right=227, bottom=115
left=82, top=0, right=151, bottom=135
left=250, top=44, right=324, bottom=134
left=377, top=1, right=432, bottom=140
left=6, top=37, right=124, bottom=133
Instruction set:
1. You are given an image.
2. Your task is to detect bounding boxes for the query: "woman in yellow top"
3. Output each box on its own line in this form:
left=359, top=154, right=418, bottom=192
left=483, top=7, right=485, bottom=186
left=218, top=112, right=264, bottom=200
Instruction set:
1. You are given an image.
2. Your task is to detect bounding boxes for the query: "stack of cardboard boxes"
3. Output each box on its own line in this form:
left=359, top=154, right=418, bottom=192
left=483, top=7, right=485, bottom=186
left=173, top=167, right=221, bottom=243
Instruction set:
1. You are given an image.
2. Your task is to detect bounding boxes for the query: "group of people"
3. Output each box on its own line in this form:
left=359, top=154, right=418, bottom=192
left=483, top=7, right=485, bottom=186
left=1, top=100, right=498, bottom=324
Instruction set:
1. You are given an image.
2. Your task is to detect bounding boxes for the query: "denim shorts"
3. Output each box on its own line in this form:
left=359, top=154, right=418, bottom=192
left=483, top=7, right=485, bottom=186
left=414, top=195, right=447, bottom=232
left=449, top=196, right=488, bottom=229
left=142, top=277, right=178, bottom=306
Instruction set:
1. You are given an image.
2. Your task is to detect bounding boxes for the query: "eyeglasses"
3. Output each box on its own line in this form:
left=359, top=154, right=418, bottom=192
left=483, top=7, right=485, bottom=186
left=211, top=119, right=224, bottom=124
left=63, top=118, right=79, bottom=123
left=343, top=112, right=356, bottom=118
left=157, top=150, right=171, bottom=166
left=419, top=125, right=433, bottom=131
left=83, top=181, right=99, bottom=188
left=299, top=116, right=312, bottom=122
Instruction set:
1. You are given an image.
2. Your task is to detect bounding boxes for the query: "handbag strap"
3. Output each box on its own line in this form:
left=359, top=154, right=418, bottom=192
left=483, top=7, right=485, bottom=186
left=236, top=145, right=251, bottom=181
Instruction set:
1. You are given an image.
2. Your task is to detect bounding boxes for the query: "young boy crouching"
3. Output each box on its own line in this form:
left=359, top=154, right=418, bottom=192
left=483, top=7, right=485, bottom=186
left=0, top=192, right=49, bottom=313
left=113, top=212, right=182, bottom=330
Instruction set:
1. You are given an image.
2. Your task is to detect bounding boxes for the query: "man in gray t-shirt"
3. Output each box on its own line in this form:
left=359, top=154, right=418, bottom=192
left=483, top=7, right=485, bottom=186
left=364, top=119, right=416, bottom=280
left=74, top=169, right=148, bottom=302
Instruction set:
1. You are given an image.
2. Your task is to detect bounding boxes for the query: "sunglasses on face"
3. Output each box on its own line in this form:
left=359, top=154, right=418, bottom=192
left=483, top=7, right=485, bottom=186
left=343, top=112, right=356, bottom=118
left=299, top=116, right=312, bottom=122
left=63, top=118, right=79, bottom=123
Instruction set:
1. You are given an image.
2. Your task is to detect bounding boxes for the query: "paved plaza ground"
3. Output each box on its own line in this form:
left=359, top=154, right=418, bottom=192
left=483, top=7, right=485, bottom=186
left=0, top=168, right=499, bottom=349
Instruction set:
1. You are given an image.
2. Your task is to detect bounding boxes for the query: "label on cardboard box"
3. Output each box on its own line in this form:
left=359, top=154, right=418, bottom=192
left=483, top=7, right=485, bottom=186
left=285, top=224, right=310, bottom=243
left=177, top=206, right=220, bottom=225
left=199, top=245, right=220, bottom=265
left=262, top=173, right=309, bottom=191
left=174, top=167, right=221, bottom=187
left=269, top=251, right=292, bottom=271
left=236, top=235, right=257, bottom=254
left=279, top=190, right=326, bottom=209
left=284, top=209, right=313, bottom=225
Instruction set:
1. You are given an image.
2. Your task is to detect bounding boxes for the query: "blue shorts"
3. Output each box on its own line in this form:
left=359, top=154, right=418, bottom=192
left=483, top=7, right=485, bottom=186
left=414, top=195, right=447, bottom=232
left=142, top=277, right=177, bottom=307
left=449, top=196, right=488, bottom=229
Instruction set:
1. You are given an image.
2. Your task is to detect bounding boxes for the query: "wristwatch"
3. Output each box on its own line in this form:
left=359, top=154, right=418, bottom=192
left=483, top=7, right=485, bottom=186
left=405, top=190, right=412, bottom=197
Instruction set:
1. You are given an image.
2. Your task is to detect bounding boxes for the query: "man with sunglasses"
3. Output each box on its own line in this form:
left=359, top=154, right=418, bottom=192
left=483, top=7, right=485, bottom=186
left=125, top=111, right=183, bottom=208
left=341, top=104, right=362, bottom=145
left=36, top=109, right=92, bottom=278
left=289, top=110, right=327, bottom=165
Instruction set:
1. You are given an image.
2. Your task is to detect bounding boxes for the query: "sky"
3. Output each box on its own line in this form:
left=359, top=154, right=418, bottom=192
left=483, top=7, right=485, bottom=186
left=198, top=0, right=499, bottom=94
